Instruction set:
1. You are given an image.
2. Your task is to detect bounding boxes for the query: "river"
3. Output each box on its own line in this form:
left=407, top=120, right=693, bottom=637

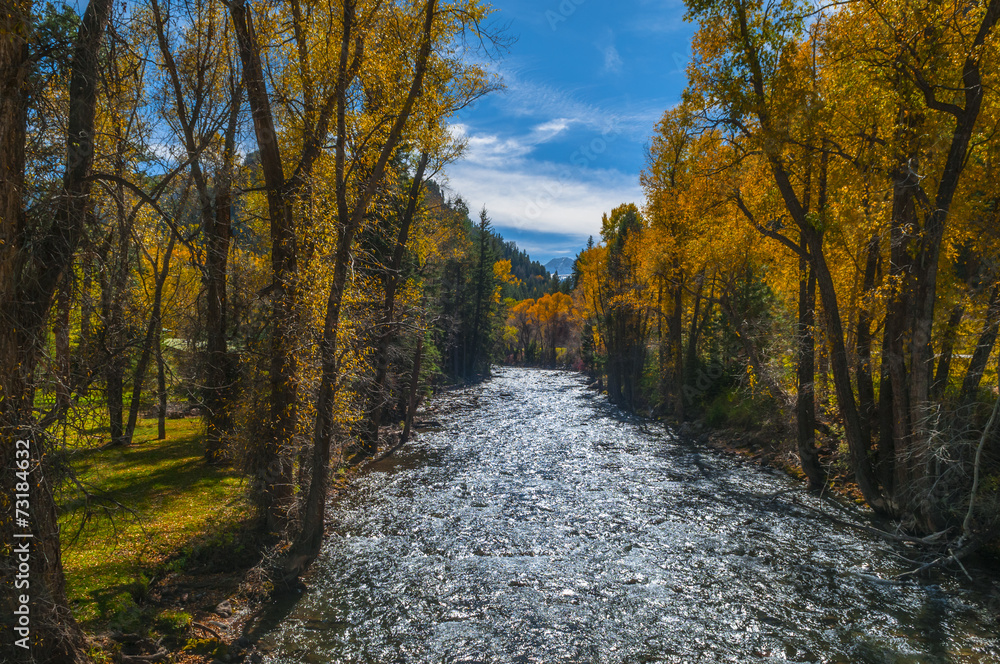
left=257, top=368, right=999, bottom=663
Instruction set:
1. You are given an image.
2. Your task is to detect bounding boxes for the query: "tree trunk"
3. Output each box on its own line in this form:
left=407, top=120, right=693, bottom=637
left=400, top=333, right=425, bottom=446
left=684, top=271, right=705, bottom=407
left=229, top=0, right=298, bottom=530
left=960, top=286, right=1000, bottom=402
left=803, top=227, right=886, bottom=511
left=931, top=304, right=965, bottom=399
left=103, top=123, right=136, bottom=448
left=656, top=281, right=666, bottom=409
left=671, top=279, right=685, bottom=420
left=0, top=0, right=114, bottom=660
left=962, top=350, right=1000, bottom=536
left=80, top=251, right=93, bottom=362
left=54, top=272, right=72, bottom=420
left=203, top=82, right=242, bottom=462
left=101, top=250, right=126, bottom=448
left=157, top=325, right=167, bottom=440
left=855, top=232, right=881, bottom=455
left=796, top=255, right=824, bottom=489
left=123, top=237, right=176, bottom=445
left=362, top=152, right=429, bottom=455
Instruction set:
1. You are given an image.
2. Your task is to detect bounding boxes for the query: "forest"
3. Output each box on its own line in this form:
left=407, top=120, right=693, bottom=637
left=0, top=0, right=539, bottom=660
left=2, top=0, right=1000, bottom=661
left=504, top=0, right=1000, bottom=577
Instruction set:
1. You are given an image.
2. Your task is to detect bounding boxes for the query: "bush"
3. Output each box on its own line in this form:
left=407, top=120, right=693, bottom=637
left=704, top=389, right=735, bottom=427
left=704, top=387, right=775, bottom=429
left=154, top=609, right=192, bottom=634
left=103, top=592, right=146, bottom=633
left=184, top=637, right=229, bottom=658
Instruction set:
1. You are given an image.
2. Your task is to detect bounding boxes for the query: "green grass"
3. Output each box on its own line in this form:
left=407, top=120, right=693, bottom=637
left=58, top=417, right=246, bottom=626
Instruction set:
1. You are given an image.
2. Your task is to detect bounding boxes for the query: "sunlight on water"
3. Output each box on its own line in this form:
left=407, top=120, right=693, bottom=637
left=258, top=368, right=1000, bottom=663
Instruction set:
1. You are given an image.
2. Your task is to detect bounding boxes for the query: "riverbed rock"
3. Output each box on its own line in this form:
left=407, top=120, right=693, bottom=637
left=214, top=600, right=233, bottom=618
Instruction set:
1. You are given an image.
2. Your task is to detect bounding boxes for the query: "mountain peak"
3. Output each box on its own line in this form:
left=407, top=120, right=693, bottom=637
left=544, top=257, right=575, bottom=280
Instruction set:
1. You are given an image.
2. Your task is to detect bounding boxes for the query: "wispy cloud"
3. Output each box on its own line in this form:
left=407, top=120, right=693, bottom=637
left=603, top=45, right=623, bottom=74
left=449, top=118, right=574, bottom=169
left=449, top=124, right=534, bottom=167
left=492, top=69, right=664, bottom=142
left=531, top=118, right=572, bottom=140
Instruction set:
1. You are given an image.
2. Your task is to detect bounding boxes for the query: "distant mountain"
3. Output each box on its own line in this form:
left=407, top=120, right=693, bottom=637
left=544, top=257, right=575, bottom=280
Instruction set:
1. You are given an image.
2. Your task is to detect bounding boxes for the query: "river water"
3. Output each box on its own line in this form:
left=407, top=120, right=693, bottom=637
left=258, top=368, right=999, bottom=663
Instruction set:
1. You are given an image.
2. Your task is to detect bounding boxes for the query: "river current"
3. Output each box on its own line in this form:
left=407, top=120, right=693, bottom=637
left=258, top=368, right=999, bottom=663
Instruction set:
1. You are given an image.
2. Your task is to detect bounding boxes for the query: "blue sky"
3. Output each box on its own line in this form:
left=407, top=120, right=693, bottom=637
left=442, top=0, right=696, bottom=265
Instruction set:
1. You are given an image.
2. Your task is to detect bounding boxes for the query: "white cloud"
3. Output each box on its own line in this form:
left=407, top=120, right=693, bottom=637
left=449, top=123, right=531, bottom=167
left=441, top=67, right=656, bottom=244
left=531, top=118, right=572, bottom=141
left=448, top=117, right=576, bottom=169
left=467, top=134, right=534, bottom=166
left=442, top=157, right=643, bottom=239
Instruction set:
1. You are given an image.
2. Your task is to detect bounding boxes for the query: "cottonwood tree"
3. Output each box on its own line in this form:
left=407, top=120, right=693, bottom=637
left=1, top=0, right=115, bottom=659
left=286, top=0, right=444, bottom=578
left=575, top=204, right=652, bottom=411
left=673, top=0, right=1000, bottom=528
left=150, top=0, right=243, bottom=461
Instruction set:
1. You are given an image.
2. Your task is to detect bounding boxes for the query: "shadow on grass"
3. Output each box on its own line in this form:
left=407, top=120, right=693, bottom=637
left=59, top=418, right=249, bottom=629
left=69, top=512, right=266, bottom=630
left=60, top=421, right=236, bottom=515
left=62, top=417, right=203, bottom=461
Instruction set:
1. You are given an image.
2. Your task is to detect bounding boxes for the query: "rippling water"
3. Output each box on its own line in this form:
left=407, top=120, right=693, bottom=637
left=259, top=368, right=999, bottom=663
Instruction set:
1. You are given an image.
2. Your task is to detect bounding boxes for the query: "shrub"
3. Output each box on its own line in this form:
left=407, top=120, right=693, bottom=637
left=155, top=609, right=192, bottom=634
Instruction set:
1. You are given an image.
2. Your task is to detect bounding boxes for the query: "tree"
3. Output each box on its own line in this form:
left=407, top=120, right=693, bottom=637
left=579, top=203, right=652, bottom=411
left=228, top=0, right=303, bottom=530
left=468, top=206, right=497, bottom=378
left=526, top=292, right=574, bottom=365
left=285, top=0, right=499, bottom=579
left=3, top=0, right=504, bottom=655
left=360, top=152, right=431, bottom=455
left=509, top=298, right=538, bottom=362
left=150, top=0, right=244, bottom=461
left=1, top=0, right=115, bottom=659
left=659, top=0, right=1000, bottom=528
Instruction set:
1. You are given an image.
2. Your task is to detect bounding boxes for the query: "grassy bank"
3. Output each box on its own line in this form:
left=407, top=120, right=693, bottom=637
left=59, top=417, right=249, bottom=636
